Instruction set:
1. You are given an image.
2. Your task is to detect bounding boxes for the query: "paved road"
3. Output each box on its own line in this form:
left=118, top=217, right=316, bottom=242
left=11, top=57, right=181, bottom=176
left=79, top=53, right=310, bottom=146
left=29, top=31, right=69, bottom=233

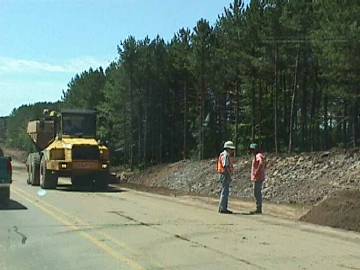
left=1, top=162, right=360, bottom=270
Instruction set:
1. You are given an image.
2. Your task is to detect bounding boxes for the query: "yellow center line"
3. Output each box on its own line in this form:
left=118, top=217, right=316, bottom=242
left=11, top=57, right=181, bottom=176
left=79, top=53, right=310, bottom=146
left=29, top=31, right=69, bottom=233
left=14, top=187, right=134, bottom=250
left=12, top=187, right=146, bottom=270
left=13, top=186, right=164, bottom=269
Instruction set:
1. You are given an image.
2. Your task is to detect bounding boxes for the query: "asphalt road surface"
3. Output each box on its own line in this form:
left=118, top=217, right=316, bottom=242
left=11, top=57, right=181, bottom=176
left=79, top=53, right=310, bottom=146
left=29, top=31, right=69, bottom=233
left=1, top=161, right=360, bottom=270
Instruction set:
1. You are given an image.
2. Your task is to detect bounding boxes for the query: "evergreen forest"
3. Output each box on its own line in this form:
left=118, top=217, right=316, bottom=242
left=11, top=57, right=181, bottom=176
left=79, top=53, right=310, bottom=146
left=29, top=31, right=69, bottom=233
left=5, top=0, right=360, bottom=168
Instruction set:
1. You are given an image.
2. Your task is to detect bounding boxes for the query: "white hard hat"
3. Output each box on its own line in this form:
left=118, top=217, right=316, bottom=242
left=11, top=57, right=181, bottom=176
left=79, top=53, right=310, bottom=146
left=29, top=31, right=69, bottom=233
left=224, top=141, right=235, bottom=150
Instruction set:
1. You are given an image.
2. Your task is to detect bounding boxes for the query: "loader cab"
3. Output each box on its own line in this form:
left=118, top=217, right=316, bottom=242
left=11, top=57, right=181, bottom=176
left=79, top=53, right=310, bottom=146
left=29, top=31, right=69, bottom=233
left=59, top=110, right=96, bottom=139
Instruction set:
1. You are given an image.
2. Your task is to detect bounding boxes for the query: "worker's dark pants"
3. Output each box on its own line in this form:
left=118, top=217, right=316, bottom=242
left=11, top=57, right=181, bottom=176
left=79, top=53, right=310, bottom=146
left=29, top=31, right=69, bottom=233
left=219, top=174, right=231, bottom=211
left=254, top=181, right=264, bottom=211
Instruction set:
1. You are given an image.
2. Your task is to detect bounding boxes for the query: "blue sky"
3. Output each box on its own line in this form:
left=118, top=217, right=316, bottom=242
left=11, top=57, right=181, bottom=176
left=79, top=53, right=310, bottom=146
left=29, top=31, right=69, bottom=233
left=0, top=0, right=247, bottom=116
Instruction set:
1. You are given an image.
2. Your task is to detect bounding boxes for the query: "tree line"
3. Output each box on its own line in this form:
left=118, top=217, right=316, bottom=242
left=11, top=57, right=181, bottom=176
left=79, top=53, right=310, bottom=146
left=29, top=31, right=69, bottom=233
left=5, top=0, right=360, bottom=168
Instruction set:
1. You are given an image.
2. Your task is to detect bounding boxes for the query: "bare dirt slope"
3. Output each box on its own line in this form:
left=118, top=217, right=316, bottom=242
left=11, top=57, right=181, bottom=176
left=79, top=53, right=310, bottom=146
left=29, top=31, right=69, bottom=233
left=300, top=190, right=360, bottom=232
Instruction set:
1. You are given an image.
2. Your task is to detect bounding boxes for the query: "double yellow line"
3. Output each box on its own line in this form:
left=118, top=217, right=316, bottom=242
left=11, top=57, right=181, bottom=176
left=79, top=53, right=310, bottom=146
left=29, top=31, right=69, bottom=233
left=12, top=186, right=150, bottom=270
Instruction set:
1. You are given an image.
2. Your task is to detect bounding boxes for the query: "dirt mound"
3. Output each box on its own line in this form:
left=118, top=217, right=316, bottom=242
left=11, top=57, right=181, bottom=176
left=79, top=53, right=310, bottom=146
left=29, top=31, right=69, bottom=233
left=300, top=190, right=360, bottom=232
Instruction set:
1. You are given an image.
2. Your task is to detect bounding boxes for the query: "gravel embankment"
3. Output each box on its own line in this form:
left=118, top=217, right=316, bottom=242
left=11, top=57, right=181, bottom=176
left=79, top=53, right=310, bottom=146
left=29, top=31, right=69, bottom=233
left=121, top=148, right=360, bottom=205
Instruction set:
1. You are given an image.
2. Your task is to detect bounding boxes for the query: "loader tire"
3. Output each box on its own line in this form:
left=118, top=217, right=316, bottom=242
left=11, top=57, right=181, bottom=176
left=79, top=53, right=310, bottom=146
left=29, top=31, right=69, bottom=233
left=30, top=153, right=41, bottom=186
left=94, top=172, right=109, bottom=191
left=40, top=156, right=58, bottom=190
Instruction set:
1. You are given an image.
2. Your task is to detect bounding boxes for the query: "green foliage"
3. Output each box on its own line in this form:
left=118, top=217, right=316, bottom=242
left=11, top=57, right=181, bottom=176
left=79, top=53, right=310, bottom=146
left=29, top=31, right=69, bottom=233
left=6, top=0, right=360, bottom=166
left=62, top=67, right=106, bottom=109
left=5, top=102, right=62, bottom=152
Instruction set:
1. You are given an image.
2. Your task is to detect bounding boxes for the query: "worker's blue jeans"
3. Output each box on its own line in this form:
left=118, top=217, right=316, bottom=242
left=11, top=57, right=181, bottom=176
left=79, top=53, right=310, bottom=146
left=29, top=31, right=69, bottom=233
left=254, top=181, right=264, bottom=210
left=219, top=174, right=231, bottom=211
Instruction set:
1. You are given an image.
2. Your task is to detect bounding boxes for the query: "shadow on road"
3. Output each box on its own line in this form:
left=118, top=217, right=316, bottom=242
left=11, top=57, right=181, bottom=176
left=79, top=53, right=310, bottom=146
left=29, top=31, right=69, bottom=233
left=0, top=199, right=28, bottom=211
left=56, top=183, right=126, bottom=193
left=236, top=212, right=262, bottom=216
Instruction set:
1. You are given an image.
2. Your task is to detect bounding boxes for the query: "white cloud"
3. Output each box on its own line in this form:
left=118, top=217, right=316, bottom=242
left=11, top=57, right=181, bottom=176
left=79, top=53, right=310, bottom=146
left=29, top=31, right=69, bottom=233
left=0, top=56, right=113, bottom=116
left=0, top=81, right=65, bottom=116
left=0, top=56, right=109, bottom=74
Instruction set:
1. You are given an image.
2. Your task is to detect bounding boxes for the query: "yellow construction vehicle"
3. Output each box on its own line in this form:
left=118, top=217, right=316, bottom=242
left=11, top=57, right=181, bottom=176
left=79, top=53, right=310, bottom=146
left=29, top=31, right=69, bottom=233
left=26, top=109, right=110, bottom=189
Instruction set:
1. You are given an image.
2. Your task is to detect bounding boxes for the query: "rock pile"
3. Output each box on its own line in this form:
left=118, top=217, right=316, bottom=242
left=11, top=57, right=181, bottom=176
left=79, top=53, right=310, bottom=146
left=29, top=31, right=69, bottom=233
left=122, top=148, right=360, bottom=205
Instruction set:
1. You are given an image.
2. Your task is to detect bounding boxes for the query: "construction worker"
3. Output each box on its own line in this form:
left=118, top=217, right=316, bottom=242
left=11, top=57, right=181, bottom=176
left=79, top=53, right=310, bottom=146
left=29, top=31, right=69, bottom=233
left=217, top=141, right=235, bottom=214
left=249, top=143, right=266, bottom=214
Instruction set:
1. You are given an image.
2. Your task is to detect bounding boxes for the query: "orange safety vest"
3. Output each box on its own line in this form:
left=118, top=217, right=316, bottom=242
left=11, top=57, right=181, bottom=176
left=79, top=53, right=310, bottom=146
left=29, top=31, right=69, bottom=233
left=217, top=155, right=225, bottom=174
left=216, top=151, right=233, bottom=174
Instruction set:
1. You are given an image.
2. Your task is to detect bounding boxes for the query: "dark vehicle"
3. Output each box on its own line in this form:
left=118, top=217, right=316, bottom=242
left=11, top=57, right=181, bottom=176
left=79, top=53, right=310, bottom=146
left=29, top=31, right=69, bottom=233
left=0, top=154, right=12, bottom=203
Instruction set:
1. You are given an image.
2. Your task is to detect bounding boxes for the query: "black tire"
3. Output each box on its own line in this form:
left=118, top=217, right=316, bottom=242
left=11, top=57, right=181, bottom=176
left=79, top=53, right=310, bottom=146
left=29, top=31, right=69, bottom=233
left=0, top=187, right=10, bottom=203
left=94, top=172, right=109, bottom=191
left=26, top=155, right=31, bottom=185
left=71, top=175, right=91, bottom=187
left=30, top=153, right=41, bottom=186
left=40, top=156, right=58, bottom=189
left=71, top=177, right=80, bottom=187
left=27, top=168, right=31, bottom=185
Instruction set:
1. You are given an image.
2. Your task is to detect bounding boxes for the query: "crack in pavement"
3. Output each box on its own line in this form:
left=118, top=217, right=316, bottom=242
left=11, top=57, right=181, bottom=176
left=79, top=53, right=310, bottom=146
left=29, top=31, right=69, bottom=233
left=13, top=226, right=27, bottom=245
left=108, top=211, right=160, bottom=227
left=107, top=210, right=266, bottom=270
left=337, top=264, right=360, bottom=270
left=55, top=223, right=161, bottom=235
